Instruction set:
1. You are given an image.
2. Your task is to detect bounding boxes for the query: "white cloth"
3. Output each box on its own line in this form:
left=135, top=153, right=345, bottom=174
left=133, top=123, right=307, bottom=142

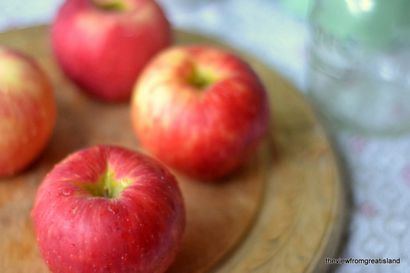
left=1, top=0, right=408, bottom=272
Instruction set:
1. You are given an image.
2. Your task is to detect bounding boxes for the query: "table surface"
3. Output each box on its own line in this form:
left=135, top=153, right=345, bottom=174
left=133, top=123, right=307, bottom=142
left=0, top=1, right=409, bottom=273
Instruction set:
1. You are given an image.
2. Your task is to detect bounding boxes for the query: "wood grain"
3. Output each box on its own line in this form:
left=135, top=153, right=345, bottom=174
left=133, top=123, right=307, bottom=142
left=0, top=26, right=345, bottom=273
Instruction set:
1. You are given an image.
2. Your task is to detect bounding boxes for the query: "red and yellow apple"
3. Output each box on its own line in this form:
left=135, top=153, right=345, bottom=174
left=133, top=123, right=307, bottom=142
left=52, top=0, right=171, bottom=102
left=131, top=46, right=270, bottom=180
left=0, top=46, right=56, bottom=177
left=32, top=145, right=185, bottom=273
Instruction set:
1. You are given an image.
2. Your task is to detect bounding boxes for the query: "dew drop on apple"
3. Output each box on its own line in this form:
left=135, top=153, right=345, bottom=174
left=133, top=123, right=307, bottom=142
left=61, top=188, right=72, bottom=197
left=107, top=204, right=118, bottom=215
left=71, top=207, right=78, bottom=215
left=121, top=254, right=128, bottom=261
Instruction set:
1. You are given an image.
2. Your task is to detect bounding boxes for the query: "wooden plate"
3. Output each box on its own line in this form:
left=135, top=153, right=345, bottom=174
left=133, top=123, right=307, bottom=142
left=0, top=26, right=345, bottom=273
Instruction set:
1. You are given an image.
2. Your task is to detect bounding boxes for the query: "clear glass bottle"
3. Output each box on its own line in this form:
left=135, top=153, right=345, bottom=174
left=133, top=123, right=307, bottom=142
left=307, top=0, right=410, bottom=135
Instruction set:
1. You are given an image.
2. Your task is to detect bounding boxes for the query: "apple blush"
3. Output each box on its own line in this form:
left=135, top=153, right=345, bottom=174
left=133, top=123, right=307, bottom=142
left=51, top=0, right=171, bottom=102
left=32, top=145, right=185, bottom=273
left=0, top=46, right=56, bottom=177
left=131, top=46, right=270, bottom=180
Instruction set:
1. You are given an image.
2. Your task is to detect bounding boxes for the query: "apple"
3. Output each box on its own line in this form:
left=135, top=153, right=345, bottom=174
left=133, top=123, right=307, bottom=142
left=51, top=0, right=171, bottom=102
left=131, top=46, right=270, bottom=180
left=32, top=145, right=185, bottom=273
left=0, top=46, right=56, bottom=177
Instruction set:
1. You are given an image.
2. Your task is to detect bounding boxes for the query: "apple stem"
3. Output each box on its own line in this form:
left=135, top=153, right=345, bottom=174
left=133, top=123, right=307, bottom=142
left=76, top=168, right=132, bottom=199
left=188, top=66, right=215, bottom=90
left=91, top=0, right=128, bottom=12
left=104, top=188, right=110, bottom=198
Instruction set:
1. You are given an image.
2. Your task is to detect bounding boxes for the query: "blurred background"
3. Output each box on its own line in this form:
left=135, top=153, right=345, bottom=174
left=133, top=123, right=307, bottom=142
left=1, top=0, right=409, bottom=272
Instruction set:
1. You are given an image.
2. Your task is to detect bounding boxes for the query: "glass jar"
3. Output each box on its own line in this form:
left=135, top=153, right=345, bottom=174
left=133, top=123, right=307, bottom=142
left=307, top=0, right=410, bottom=135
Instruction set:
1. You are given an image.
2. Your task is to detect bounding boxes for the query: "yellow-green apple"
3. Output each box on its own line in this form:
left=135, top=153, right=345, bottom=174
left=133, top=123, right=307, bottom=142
left=131, top=46, right=270, bottom=180
left=52, top=0, right=171, bottom=102
left=0, top=46, right=56, bottom=177
left=32, top=145, right=185, bottom=273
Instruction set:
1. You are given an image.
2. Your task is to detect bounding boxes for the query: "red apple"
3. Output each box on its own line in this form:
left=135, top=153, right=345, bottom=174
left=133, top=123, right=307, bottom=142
left=52, top=0, right=171, bottom=102
left=0, top=46, right=56, bottom=177
left=131, top=46, right=270, bottom=180
left=32, top=145, right=185, bottom=273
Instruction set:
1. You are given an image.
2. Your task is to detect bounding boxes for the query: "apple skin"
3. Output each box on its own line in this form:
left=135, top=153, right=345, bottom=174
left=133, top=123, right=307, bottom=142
left=0, top=46, right=56, bottom=177
left=32, top=145, right=185, bottom=273
left=131, top=46, right=270, bottom=180
left=51, top=0, right=171, bottom=102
